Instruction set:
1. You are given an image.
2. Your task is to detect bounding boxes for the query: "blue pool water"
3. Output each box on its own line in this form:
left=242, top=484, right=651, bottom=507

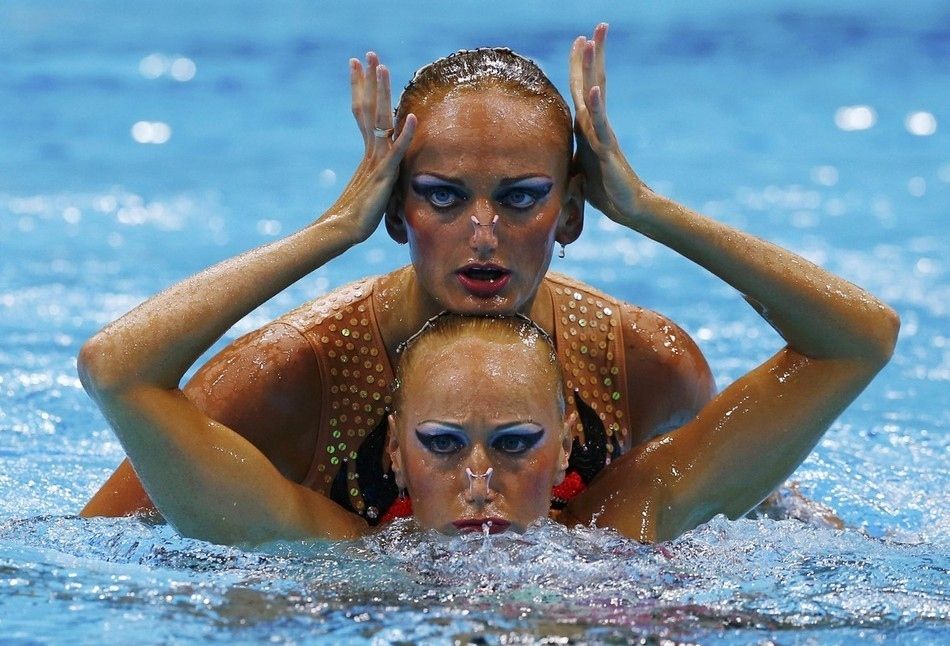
left=1, top=0, right=947, bottom=643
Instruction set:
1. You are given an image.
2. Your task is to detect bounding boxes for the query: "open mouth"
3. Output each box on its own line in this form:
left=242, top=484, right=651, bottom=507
left=456, top=264, right=511, bottom=297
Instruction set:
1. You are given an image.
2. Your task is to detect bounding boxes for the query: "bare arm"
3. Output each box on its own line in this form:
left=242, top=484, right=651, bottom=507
left=78, top=57, right=416, bottom=544
left=80, top=322, right=321, bottom=519
left=619, top=306, right=716, bottom=445
left=564, top=25, right=899, bottom=541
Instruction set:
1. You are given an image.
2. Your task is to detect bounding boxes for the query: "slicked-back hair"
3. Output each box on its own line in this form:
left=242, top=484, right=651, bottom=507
left=392, top=314, right=565, bottom=416
left=395, top=48, right=573, bottom=159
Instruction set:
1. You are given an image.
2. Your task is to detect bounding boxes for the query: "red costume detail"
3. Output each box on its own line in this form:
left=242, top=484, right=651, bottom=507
left=381, top=495, right=413, bottom=523
left=551, top=470, right=586, bottom=502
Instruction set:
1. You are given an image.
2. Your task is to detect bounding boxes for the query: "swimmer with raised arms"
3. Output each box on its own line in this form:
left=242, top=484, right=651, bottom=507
left=78, top=25, right=897, bottom=542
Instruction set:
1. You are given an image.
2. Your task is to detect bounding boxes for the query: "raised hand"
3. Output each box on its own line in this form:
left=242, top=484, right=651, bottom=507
left=323, top=52, right=416, bottom=244
left=569, top=24, right=646, bottom=225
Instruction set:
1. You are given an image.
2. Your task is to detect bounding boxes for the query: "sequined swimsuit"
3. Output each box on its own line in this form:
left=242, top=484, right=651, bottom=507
left=277, top=271, right=632, bottom=522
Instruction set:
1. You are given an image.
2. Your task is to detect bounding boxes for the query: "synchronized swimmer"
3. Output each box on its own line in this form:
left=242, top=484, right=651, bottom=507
left=78, top=24, right=897, bottom=544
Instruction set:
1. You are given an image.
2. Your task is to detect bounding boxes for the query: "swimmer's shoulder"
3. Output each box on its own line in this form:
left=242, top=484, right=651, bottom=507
left=277, top=274, right=382, bottom=333
left=542, top=272, right=706, bottom=368
left=616, top=302, right=716, bottom=438
left=544, top=272, right=715, bottom=438
left=184, top=316, right=323, bottom=482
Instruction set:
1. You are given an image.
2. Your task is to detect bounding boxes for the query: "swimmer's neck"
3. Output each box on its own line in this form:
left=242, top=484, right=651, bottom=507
left=374, top=266, right=555, bottom=360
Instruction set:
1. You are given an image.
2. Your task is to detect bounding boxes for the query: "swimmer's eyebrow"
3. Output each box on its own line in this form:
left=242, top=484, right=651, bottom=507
left=498, top=175, right=554, bottom=187
left=416, top=420, right=465, bottom=431
left=415, top=421, right=544, bottom=433
left=411, top=173, right=465, bottom=187
left=492, top=422, right=545, bottom=433
left=411, top=173, right=553, bottom=187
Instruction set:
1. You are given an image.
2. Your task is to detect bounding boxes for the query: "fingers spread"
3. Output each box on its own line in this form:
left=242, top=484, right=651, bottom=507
left=362, top=52, right=379, bottom=134
left=582, top=40, right=596, bottom=100
left=388, top=113, right=416, bottom=168
left=568, top=37, right=587, bottom=110
left=571, top=24, right=613, bottom=147
left=588, top=86, right=611, bottom=144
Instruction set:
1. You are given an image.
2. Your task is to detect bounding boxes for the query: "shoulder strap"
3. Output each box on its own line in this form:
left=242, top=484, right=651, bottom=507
left=546, top=273, right=631, bottom=450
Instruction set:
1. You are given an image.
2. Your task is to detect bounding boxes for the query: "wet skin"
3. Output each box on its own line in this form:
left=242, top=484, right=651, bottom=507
left=80, top=74, right=715, bottom=520
left=77, top=36, right=898, bottom=545
left=389, top=86, right=582, bottom=319
left=388, top=336, right=571, bottom=534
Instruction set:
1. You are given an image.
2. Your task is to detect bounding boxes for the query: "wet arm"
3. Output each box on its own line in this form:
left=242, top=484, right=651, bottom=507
left=78, top=58, right=415, bottom=542
left=618, top=306, right=715, bottom=445
left=77, top=216, right=371, bottom=543
left=570, top=25, right=897, bottom=363
left=567, top=25, right=899, bottom=540
left=80, top=322, right=321, bottom=519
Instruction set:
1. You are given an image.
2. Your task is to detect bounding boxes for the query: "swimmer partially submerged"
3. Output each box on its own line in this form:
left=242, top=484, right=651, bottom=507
left=77, top=25, right=898, bottom=544
left=79, top=307, right=894, bottom=543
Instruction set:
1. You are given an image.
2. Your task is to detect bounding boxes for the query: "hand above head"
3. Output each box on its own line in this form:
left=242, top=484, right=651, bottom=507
left=569, top=24, right=648, bottom=225
left=323, top=52, right=416, bottom=244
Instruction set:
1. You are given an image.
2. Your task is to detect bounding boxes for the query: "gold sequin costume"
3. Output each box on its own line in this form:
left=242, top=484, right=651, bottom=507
left=277, top=272, right=631, bottom=519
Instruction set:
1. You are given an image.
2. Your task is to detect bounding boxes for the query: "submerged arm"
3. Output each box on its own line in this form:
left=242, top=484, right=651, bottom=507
left=565, top=25, right=899, bottom=541
left=78, top=59, right=416, bottom=544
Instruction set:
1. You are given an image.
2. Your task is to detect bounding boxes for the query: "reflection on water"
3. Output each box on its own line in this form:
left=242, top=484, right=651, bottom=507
left=1, top=0, right=947, bottom=642
left=1, top=515, right=947, bottom=643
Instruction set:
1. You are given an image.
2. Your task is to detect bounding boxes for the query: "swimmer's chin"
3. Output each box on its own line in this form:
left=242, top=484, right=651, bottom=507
left=444, top=295, right=522, bottom=317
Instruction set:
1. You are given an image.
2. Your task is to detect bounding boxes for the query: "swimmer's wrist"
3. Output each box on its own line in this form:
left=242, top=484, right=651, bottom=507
left=612, top=182, right=660, bottom=228
left=314, top=205, right=379, bottom=247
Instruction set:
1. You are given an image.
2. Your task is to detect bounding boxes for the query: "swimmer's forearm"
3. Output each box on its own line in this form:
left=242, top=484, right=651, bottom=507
left=80, top=107, right=414, bottom=393
left=98, top=389, right=367, bottom=543
left=616, top=190, right=899, bottom=362
left=79, top=214, right=358, bottom=394
left=569, top=26, right=895, bottom=358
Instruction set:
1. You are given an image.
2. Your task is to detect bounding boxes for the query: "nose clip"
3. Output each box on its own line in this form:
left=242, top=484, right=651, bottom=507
left=470, top=214, right=499, bottom=235
left=465, top=466, right=494, bottom=497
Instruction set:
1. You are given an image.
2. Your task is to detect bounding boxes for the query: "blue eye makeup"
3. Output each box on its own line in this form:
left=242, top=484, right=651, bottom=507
left=497, top=179, right=554, bottom=211
left=414, top=423, right=545, bottom=457
left=411, top=176, right=467, bottom=210
left=410, top=175, right=554, bottom=212
left=415, top=427, right=467, bottom=455
left=490, top=427, right=545, bottom=455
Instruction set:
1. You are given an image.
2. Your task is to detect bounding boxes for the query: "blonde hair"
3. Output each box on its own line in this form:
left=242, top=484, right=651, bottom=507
left=392, top=314, right=565, bottom=415
left=394, top=48, right=573, bottom=160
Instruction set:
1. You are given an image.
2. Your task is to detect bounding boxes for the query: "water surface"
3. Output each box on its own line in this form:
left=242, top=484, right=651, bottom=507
left=1, top=1, right=947, bottom=643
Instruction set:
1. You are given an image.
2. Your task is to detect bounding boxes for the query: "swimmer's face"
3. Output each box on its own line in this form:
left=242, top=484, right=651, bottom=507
left=388, top=336, right=572, bottom=534
left=388, top=87, right=583, bottom=316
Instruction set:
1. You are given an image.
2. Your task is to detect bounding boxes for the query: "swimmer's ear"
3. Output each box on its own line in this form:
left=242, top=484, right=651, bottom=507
left=384, top=192, right=409, bottom=244
left=555, top=173, right=584, bottom=246
left=386, top=414, right=406, bottom=489
left=554, top=410, right=577, bottom=484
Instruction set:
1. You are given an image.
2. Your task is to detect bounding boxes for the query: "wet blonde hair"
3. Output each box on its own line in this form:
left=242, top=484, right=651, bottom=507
left=392, top=314, right=565, bottom=415
left=394, top=48, right=573, bottom=159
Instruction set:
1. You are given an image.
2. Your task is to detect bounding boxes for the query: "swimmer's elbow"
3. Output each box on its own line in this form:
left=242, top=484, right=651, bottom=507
left=77, top=334, right=130, bottom=399
left=865, top=304, right=900, bottom=367
left=77, top=337, right=103, bottom=395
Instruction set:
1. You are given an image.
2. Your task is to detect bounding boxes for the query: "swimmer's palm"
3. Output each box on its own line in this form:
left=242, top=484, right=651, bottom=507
left=326, top=154, right=405, bottom=243
left=570, top=27, right=647, bottom=225
left=574, top=120, right=645, bottom=224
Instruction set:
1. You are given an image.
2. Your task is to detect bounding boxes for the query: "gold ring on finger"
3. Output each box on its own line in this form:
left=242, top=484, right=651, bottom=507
left=373, top=127, right=395, bottom=138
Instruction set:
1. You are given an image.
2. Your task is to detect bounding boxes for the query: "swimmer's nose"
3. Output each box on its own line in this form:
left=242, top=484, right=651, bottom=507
left=469, top=202, right=499, bottom=256
left=464, top=463, right=496, bottom=506
left=465, top=476, right=495, bottom=506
